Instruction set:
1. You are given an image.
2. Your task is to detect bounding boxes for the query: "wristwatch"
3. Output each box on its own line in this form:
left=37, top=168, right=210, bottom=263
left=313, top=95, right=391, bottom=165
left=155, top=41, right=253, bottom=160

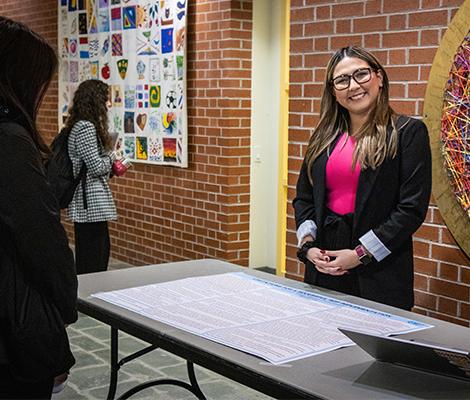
left=297, top=241, right=316, bottom=264
left=355, top=245, right=372, bottom=265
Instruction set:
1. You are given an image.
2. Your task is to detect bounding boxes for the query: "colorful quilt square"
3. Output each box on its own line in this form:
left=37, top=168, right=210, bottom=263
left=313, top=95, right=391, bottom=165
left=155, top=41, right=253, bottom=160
left=111, top=7, right=121, bottom=31
left=161, top=28, right=173, bottom=54
left=149, top=86, right=161, bottom=108
left=111, top=34, right=122, bottom=56
left=123, top=6, right=136, bottom=30
left=79, top=13, right=87, bottom=34
left=99, top=9, right=110, bottom=32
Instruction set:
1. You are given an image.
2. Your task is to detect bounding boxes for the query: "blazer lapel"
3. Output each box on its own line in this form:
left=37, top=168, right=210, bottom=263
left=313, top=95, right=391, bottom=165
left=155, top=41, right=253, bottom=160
left=311, top=135, right=342, bottom=235
left=353, top=118, right=398, bottom=232
left=311, top=150, right=328, bottom=229
left=353, top=165, right=381, bottom=232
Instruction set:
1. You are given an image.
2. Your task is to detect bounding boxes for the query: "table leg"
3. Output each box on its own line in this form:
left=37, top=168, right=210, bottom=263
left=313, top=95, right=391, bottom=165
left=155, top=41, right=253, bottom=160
left=107, top=327, right=119, bottom=400
left=187, top=361, right=206, bottom=399
left=106, top=327, right=206, bottom=400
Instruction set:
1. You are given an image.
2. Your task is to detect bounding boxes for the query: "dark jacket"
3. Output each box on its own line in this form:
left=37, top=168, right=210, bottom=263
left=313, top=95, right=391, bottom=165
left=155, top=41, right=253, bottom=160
left=0, top=107, right=78, bottom=368
left=293, top=116, right=432, bottom=309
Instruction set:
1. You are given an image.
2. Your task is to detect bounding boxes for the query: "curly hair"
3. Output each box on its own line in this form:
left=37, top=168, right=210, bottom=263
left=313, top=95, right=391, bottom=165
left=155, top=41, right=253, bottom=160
left=65, top=80, right=112, bottom=151
left=0, top=16, right=58, bottom=157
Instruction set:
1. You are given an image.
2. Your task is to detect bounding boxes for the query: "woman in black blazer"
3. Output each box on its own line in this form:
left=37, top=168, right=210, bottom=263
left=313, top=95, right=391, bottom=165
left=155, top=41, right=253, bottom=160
left=293, top=46, right=432, bottom=310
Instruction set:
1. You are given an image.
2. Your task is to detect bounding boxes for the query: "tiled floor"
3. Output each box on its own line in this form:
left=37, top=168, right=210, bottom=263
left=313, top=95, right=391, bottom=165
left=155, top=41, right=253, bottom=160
left=53, top=258, right=275, bottom=400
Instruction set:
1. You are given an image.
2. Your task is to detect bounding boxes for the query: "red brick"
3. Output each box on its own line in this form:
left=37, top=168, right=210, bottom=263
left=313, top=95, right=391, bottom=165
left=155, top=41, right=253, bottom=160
left=365, top=0, right=382, bottom=15
left=408, top=83, right=427, bottom=99
left=290, top=69, right=314, bottom=83
left=414, top=274, right=429, bottom=291
left=431, top=244, right=470, bottom=266
left=413, top=240, right=430, bottom=258
left=305, top=53, right=334, bottom=69
left=421, top=0, right=441, bottom=8
left=440, top=262, right=459, bottom=281
left=414, top=224, right=439, bottom=242
left=432, top=208, right=446, bottom=225
left=389, top=100, right=417, bottom=115
left=304, top=83, right=324, bottom=98
left=383, top=0, right=420, bottom=13
left=414, top=257, right=438, bottom=276
left=330, top=35, right=363, bottom=51
left=290, top=84, right=302, bottom=98
left=290, top=99, right=313, bottom=113
left=314, top=37, right=329, bottom=51
left=386, top=66, right=420, bottom=81
left=332, top=2, right=365, bottom=18
left=409, top=48, right=437, bottom=64
left=290, top=37, right=314, bottom=53
left=429, top=278, right=470, bottom=301
left=353, top=16, right=386, bottom=33
left=441, top=0, right=465, bottom=6
left=414, top=291, right=437, bottom=310
left=462, top=268, right=470, bottom=285
left=420, top=29, right=439, bottom=46
left=389, top=49, right=407, bottom=65
left=389, top=84, right=405, bottom=98
left=440, top=227, right=458, bottom=246
left=305, top=20, right=335, bottom=36
left=364, top=34, right=380, bottom=49
left=291, top=8, right=315, bottom=22
left=409, top=10, right=448, bottom=28
left=290, top=55, right=303, bottom=68
left=383, top=31, right=419, bottom=48
left=419, top=65, right=432, bottom=81
left=316, top=5, right=331, bottom=20
left=438, top=297, right=458, bottom=316
left=461, top=302, right=470, bottom=321
left=336, top=19, right=351, bottom=34
left=389, top=14, right=406, bottom=30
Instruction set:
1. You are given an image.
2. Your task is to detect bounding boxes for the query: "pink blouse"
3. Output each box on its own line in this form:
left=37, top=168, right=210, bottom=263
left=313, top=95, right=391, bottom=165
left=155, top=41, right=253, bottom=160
left=325, top=134, right=360, bottom=214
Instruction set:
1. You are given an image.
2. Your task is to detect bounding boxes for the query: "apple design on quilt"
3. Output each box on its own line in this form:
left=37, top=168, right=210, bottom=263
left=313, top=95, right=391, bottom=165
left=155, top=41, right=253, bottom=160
left=102, top=63, right=110, bottom=80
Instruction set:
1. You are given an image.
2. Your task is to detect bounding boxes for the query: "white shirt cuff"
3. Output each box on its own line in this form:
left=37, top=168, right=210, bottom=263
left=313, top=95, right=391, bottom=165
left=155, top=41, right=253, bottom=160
left=360, top=230, right=391, bottom=262
left=297, top=220, right=317, bottom=247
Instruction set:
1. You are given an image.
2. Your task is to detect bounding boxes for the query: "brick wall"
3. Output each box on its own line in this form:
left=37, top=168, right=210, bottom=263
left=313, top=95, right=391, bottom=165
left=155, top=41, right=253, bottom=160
left=287, top=0, right=470, bottom=326
left=0, top=0, right=60, bottom=142
left=2, top=0, right=253, bottom=268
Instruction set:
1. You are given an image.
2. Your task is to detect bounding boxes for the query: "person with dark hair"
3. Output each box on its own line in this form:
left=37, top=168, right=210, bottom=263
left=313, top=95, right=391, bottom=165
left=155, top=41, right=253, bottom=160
left=293, top=46, right=432, bottom=310
left=0, top=16, right=77, bottom=398
left=65, top=79, right=117, bottom=274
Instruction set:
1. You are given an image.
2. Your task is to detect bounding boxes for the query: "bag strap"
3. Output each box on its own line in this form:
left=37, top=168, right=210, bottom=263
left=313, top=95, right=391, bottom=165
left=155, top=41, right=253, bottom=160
left=77, top=162, right=88, bottom=210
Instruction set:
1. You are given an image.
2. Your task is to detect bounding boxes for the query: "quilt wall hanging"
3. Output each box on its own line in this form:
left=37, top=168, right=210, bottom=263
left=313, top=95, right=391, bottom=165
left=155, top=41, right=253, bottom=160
left=58, top=0, right=188, bottom=167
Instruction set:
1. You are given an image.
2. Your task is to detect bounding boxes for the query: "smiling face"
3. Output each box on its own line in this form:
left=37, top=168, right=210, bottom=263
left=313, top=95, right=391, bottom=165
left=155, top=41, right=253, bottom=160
left=332, top=56, right=383, bottom=125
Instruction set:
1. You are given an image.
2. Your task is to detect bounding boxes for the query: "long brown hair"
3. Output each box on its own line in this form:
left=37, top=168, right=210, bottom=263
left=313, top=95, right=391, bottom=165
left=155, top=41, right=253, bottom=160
left=65, top=80, right=112, bottom=151
left=0, top=17, right=58, bottom=158
left=304, top=46, right=398, bottom=183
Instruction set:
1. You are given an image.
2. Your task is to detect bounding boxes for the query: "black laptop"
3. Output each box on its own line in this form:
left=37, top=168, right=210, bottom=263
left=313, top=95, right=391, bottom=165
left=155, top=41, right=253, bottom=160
left=339, top=327, right=470, bottom=381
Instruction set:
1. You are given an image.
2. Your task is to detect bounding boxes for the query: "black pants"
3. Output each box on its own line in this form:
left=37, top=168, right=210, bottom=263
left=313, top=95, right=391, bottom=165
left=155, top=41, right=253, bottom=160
left=0, top=364, right=53, bottom=399
left=74, top=221, right=110, bottom=274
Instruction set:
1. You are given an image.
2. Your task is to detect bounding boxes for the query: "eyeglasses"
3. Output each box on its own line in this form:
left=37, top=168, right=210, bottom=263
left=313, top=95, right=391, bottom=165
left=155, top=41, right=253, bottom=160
left=331, top=68, right=373, bottom=91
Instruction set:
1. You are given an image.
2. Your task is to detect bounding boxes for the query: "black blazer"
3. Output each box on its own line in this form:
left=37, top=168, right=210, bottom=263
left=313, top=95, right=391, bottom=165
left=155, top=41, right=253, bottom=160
left=293, top=116, right=432, bottom=309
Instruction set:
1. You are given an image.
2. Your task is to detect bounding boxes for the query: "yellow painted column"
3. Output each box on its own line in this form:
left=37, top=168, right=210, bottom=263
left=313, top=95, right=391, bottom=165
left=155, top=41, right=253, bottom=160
left=276, top=0, right=290, bottom=277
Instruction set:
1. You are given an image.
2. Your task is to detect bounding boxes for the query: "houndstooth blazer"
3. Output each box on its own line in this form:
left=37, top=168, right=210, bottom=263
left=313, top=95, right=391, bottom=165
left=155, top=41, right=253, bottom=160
left=66, top=120, right=117, bottom=223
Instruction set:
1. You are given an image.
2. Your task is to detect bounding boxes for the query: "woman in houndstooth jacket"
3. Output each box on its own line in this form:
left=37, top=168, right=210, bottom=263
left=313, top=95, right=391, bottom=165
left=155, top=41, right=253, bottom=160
left=65, top=80, right=117, bottom=274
